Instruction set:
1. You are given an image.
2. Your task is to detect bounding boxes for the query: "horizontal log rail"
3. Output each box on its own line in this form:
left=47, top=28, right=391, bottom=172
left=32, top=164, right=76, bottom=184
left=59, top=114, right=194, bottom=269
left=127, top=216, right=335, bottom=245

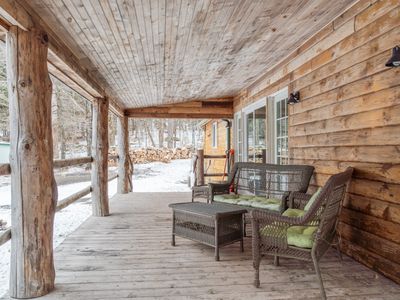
left=56, top=186, right=92, bottom=212
left=204, top=173, right=228, bottom=177
left=0, top=228, right=11, bottom=247
left=0, top=163, right=11, bottom=176
left=1, top=172, right=119, bottom=247
left=53, top=157, right=93, bottom=169
left=204, top=155, right=227, bottom=159
left=108, top=173, right=118, bottom=181
left=1, top=156, right=119, bottom=176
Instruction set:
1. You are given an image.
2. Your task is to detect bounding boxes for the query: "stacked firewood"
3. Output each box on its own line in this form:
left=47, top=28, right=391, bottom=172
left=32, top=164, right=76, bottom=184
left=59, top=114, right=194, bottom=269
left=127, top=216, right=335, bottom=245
left=109, top=147, right=193, bottom=165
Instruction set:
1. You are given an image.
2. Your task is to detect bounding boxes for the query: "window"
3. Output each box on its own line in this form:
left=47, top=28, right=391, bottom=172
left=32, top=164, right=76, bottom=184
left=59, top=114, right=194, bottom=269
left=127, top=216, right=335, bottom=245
left=212, top=122, right=218, bottom=148
left=274, top=93, right=289, bottom=164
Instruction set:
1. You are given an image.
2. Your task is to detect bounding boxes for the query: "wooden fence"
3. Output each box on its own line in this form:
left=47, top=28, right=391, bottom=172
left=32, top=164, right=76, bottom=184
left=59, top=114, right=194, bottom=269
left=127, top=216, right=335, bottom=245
left=0, top=155, right=119, bottom=247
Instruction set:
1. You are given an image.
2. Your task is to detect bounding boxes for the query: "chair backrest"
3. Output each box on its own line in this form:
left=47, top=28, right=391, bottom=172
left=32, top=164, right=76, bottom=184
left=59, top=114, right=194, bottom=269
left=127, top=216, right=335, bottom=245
left=227, top=162, right=314, bottom=199
left=309, top=167, right=354, bottom=257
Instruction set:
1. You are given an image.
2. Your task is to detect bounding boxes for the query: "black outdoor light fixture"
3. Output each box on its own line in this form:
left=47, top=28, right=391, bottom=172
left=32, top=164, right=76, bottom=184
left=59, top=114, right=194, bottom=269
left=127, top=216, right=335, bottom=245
left=288, top=91, right=300, bottom=105
left=385, top=46, right=400, bottom=67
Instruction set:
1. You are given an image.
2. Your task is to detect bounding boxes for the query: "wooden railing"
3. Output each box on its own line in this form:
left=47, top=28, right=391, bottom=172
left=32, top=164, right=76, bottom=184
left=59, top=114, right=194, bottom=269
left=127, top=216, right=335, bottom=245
left=0, top=155, right=120, bottom=247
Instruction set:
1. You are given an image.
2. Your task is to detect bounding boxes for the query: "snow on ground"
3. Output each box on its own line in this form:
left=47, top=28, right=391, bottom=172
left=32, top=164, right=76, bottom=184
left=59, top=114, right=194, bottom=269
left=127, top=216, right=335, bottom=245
left=0, top=159, right=190, bottom=296
left=132, top=159, right=191, bottom=192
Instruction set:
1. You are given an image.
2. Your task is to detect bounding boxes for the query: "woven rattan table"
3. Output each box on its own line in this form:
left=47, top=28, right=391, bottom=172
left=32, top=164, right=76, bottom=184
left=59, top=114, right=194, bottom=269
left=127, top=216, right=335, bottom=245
left=169, top=202, right=247, bottom=261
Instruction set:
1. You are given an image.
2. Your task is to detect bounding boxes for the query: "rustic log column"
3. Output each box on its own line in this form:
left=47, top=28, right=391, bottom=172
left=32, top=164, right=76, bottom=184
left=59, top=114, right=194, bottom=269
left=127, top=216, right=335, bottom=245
left=7, top=26, right=57, bottom=298
left=117, top=115, right=130, bottom=193
left=91, top=97, right=109, bottom=216
left=196, top=149, right=205, bottom=186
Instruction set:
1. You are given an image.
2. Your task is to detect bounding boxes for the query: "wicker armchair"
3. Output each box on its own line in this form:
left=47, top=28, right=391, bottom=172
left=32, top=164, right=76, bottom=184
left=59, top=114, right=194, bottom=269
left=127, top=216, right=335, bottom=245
left=251, top=167, right=354, bottom=300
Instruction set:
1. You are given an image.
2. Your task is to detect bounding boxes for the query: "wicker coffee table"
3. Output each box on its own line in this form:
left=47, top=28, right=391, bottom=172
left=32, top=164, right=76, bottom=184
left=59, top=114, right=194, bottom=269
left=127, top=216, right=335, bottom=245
left=169, top=202, right=247, bottom=261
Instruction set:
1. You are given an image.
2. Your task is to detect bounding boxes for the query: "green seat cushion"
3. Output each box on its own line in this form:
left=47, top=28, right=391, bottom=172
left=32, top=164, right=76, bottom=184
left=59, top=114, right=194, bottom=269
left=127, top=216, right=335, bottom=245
left=304, top=188, right=322, bottom=211
left=287, top=226, right=317, bottom=248
left=282, top=208, right=305, bottom=217
left=213, top=194, right=240, bottom=204
left=261, top=207, right=317, bottom=249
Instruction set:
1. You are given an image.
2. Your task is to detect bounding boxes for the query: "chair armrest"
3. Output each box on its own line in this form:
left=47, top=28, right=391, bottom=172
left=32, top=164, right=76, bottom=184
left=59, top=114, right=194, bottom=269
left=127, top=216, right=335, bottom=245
left=250, top=208, right=313, bottom=227
left=287, top=192, right=312, bottom=210
left=208, top=182, right=230, bottom=201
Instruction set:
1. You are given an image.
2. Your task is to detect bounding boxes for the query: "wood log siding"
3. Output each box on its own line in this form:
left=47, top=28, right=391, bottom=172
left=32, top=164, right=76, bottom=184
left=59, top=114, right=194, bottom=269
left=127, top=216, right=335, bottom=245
left=233, top=0, right=400, bottom=284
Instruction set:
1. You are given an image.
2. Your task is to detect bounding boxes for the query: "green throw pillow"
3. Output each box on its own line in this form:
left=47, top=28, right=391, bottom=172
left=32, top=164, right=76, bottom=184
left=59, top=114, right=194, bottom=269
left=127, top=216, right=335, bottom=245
left=304, top=188, right=322, bottom=211
left=282, top=208, right=305, bottom=217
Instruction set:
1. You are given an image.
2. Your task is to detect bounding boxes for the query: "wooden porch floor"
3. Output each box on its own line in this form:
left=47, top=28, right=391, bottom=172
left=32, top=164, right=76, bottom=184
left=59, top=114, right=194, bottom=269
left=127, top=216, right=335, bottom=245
left=16, top=193, right=400, bottom=299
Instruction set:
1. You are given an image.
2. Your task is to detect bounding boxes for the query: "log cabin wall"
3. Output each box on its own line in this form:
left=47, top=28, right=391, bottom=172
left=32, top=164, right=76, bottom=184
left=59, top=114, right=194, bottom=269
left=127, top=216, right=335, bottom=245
left=203, top=120, right=231, bottom=183
left=233, top=0, right=400, bottom=284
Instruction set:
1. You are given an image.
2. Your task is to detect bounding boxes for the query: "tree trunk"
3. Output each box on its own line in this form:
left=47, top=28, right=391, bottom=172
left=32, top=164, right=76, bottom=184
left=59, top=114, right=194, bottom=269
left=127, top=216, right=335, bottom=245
left=158, top=120, right=164, bottom=148
left=91, top=97, right=109, bottom=216
left=7, top=26, right=57, bottom=298
left=145, top=123, right=155, bottom=147
left=167, top=120, right=174, bottom=148
left=117, top=116, right=130, bottom=193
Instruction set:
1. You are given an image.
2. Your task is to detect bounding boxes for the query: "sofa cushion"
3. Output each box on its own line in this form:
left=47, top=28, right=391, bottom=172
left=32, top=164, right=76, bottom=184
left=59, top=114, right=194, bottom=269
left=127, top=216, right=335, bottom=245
left=250, top=198, right=281, bottom=211
left=304, top=188, right=322, bottom=211
left=213, top=194, right=240, bottom=204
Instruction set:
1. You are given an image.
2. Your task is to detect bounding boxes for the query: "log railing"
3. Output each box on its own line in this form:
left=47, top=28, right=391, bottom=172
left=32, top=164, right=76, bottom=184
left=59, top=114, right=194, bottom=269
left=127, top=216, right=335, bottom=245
left=0, top=228, right=11, bottom=247
left=0, top=163, right=11, bottom=176
left=0, top=154, right=120, bottom=247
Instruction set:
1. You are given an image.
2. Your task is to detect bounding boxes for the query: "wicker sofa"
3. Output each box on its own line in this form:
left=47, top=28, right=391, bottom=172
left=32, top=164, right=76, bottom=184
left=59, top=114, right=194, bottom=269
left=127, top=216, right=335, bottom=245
left=208, top=162, right=314, bottom=213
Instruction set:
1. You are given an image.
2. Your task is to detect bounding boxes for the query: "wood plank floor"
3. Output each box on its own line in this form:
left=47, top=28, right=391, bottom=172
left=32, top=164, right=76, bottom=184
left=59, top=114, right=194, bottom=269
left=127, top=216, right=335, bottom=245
left=6, top=192, right=400, bottom=299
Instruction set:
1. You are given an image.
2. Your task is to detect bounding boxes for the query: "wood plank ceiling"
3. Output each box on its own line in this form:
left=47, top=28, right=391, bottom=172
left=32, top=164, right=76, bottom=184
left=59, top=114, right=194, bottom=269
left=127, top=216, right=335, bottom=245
left=28, top=0, right=356, bottom=109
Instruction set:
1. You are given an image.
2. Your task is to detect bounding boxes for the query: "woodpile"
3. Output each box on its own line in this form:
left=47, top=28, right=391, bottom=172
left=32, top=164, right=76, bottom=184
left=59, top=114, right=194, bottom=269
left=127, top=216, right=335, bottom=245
left=109, top=147, right=193, bottom=165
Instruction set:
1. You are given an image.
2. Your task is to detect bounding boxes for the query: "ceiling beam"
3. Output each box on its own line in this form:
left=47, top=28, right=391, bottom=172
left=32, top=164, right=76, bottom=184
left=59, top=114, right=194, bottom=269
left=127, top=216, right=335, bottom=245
left=125, top=99, right=234, bottom=119
left=0, top=0, right=124, bottom=117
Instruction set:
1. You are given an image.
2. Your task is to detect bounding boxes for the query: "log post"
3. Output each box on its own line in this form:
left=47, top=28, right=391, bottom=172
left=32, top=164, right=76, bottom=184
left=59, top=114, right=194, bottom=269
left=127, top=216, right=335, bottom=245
left=91, top=97, right=109, bottom=216
left=117, top=115, right=130, bottom=193
left=196, top=149, right=205, bottom=186
left=7, top=26, right=57, bottom=298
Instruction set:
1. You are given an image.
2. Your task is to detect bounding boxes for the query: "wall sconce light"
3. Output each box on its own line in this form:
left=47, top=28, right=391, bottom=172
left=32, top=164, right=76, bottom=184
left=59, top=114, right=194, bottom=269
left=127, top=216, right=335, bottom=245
left=385, top=46, right=400, bottom=67
left=288, top=91, right=300, bottom=105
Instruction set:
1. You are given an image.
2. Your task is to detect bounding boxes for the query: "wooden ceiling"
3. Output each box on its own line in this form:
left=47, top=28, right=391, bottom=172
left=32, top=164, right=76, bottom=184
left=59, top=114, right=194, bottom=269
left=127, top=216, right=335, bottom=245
left=27, top=0, right=356, bottom=109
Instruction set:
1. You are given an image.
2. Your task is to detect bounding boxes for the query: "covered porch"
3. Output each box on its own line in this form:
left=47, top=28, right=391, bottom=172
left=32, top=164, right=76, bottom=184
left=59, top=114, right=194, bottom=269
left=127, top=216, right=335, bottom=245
left=0, top=0, right=399, bottom=298
left=4, top=191, right=395, bottom=300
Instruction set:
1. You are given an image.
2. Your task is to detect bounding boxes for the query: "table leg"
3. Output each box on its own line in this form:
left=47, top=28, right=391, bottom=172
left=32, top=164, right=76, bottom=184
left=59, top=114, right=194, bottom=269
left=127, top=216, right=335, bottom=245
left=215, top=218, right=219, bottom=261
left=171, top=211, right=176, bottom=246
left=240, top=214, right=244, bottom=252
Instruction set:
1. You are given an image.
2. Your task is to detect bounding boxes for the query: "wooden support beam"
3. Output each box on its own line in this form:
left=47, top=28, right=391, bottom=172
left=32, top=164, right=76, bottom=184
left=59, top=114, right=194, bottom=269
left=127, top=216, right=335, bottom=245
left=117, top=116, right=130, bottom=194
left=7, top=26, right=56, bottom=298
left=125, top=99, right=234, bottom=119
left=196, top=149, right=205, bottom=186
left=91, top=97, right=109, bottom=217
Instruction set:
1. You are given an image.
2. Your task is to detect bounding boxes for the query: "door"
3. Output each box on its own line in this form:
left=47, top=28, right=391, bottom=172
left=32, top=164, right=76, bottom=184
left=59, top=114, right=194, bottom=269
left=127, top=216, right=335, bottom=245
left=243, top=99, right=266, bottom=163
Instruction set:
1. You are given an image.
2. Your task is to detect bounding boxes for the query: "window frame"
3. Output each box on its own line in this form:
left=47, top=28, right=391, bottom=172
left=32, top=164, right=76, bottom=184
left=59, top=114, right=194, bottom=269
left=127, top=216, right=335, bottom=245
left=211, top=121, right=218, bottom=148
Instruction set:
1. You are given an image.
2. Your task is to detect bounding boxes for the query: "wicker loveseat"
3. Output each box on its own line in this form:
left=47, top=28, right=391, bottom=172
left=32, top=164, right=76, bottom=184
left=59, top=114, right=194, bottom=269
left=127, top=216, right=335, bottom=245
left=208, top=162, right=314, bottom=213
